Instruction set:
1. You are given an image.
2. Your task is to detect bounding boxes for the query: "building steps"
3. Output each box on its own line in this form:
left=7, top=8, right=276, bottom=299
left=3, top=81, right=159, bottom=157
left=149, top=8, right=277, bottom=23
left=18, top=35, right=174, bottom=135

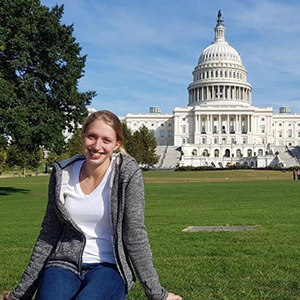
left=273, top=146, right=300, bottom=167
left=154, top=146, right=181, bottom=169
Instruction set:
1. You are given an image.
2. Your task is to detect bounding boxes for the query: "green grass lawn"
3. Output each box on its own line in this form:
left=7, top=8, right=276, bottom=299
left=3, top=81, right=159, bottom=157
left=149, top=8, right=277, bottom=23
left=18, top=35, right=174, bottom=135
left=0, top=173, right=300, bottom=299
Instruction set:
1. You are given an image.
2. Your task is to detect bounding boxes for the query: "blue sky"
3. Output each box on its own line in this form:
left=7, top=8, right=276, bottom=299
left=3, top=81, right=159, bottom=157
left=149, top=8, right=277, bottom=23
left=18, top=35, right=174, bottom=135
left=40, top=0, right=300, bottom=116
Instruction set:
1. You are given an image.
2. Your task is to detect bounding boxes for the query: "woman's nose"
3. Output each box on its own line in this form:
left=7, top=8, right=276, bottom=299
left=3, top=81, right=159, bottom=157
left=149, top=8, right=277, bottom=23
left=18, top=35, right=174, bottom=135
left=94, top=138, right=103, bottom=150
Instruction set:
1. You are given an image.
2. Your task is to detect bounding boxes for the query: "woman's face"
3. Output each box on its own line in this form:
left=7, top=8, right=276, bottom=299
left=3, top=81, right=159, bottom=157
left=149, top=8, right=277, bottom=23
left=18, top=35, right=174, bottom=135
left=82, top=119, right=120, bottom=167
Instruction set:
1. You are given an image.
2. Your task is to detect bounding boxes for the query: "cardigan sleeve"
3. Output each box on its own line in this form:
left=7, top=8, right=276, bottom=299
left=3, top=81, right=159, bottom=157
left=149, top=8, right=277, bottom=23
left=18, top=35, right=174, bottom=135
left=122, top=166, right=168, bottom=300
left=10, top=171, right=63, bottom=300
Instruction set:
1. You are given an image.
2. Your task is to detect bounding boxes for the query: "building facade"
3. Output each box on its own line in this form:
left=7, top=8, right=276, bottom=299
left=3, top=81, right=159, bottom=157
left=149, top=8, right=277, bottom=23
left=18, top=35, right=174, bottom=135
left=125, top=11, right=300, bottom=168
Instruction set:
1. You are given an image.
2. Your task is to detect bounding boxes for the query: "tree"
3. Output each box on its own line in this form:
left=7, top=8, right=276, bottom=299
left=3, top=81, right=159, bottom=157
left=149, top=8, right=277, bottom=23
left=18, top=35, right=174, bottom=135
left=6, top=145, right=43, bottom=175
left=132, top=125, right=159, bottom=169
left=67, top=128, right=83, bottom=157
left=122, top=122, right=135, bottom=156
left=0, top=0, right=95, bottom=156
left=45, top=128, right=82, bottom=167
left=0, top=150, right=7, bottom=172
left=45, top=150, right=69, bottom=171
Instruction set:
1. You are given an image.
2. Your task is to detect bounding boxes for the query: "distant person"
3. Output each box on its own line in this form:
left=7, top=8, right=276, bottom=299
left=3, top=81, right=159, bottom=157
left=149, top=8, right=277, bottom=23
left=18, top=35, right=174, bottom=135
left=5, top=110, right=182, bottom=300
left=293, top=169, right=296, bottom=180
left=297, top=169, right=300, bottom=180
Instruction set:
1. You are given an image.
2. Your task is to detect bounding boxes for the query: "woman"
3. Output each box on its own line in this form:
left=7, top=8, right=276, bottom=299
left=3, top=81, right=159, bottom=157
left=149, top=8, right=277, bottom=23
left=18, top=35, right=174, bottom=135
left=5, top=110, right=182, bottom=300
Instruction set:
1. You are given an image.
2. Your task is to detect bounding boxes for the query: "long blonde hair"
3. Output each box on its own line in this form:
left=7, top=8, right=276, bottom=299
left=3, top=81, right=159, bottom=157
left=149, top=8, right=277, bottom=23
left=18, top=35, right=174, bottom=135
left=82, top=110, right=126, bottom=154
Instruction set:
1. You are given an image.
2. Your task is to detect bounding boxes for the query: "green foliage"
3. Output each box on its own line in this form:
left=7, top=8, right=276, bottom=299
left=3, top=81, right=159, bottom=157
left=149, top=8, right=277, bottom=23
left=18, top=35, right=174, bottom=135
left=45, top=150, right=70, bottom=167
left=132, top=125, right=159, bottom=168
left=122, top=122, right=135, bottom=156
left=0, top=149, right=7, bottom=171
left=122, top=123, right=159, bottom=168
left=6, top=145, right=43, bottom=173
left=0, top=135, right=8, bottom=149
left=66, top=128, right=83, bottom=157
left=176, top=165, right=215, bottom=171
left=0, top=0, right=95, bottom=154
left=45, top=128, right=82, bottom=166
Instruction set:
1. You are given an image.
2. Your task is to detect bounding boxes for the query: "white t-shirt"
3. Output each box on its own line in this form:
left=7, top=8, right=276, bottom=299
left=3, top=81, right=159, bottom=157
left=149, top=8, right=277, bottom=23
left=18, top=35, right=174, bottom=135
left=64, top=158, right=116, bottom=264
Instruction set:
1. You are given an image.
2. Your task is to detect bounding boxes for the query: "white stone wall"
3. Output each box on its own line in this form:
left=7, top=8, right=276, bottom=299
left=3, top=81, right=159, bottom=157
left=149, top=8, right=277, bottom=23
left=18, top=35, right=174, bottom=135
left=125, top=112, right=174, bottom=146
left=272, top=113, right=300, bottom=146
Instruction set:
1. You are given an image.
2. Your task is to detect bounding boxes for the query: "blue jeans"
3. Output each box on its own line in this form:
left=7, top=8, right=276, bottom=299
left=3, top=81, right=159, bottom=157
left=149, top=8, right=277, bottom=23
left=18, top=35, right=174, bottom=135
left=35, top=263, right=127, bottom=300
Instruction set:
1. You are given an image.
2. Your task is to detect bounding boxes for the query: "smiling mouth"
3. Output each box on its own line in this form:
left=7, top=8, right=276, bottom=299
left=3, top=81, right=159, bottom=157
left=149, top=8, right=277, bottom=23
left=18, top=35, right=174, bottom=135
left=89, top=150, right=105, bottom=158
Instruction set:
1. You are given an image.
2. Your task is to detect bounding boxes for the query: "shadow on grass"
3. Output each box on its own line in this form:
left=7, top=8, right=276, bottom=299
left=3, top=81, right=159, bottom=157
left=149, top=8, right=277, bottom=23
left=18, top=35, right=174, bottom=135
left=0, top=187, right=30, bottom=196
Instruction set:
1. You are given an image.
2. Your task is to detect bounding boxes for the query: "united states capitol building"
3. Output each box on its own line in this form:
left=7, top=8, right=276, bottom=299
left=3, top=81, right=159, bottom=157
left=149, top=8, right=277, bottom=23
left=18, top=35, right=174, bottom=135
left=123, top=11, right=300, bottom=169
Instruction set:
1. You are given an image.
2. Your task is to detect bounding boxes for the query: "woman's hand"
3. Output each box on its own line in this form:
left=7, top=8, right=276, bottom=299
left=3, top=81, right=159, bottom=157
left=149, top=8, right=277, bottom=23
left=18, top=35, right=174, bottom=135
left=3, top=292, right=13, bottom=300
left=167, top=292, right=182, bottom=300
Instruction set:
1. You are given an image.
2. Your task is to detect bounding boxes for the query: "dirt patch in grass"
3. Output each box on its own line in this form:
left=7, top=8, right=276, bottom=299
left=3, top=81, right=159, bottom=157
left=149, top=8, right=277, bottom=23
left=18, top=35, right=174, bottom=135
left=182, top=226, right=257, bottom=232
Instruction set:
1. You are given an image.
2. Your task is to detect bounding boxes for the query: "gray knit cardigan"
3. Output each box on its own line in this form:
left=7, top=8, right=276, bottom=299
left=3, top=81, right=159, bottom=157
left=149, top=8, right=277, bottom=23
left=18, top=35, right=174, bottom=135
left=10, top=153, right=168, bottom=300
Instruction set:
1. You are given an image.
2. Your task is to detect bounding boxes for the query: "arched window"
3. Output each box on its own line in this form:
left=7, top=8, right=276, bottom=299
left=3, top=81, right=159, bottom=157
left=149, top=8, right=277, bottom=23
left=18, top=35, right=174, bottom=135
left=225, top=149, right=230, bottom=157
left=288, top=129, right=292, bottom=137
left=214, top=149, right=219, bottom=157
left=236, top=149, right=242, bottom=158
left=192, top=149, right=197, bottom=156
left=203, top=149, right=209, bottom=157
left=247, top=149, right=252, bottom=157
left=258, top=149, right=263, bottom=156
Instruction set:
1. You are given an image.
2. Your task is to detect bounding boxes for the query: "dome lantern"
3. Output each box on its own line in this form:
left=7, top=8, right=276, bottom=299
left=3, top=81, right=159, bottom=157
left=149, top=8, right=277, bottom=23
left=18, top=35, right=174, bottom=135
left=214, top=10, right=226, bottom=43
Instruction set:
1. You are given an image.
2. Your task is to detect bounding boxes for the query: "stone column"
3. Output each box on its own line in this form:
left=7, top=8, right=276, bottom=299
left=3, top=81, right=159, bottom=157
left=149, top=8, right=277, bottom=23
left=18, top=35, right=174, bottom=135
left=227, top=115, right=230, bottom=133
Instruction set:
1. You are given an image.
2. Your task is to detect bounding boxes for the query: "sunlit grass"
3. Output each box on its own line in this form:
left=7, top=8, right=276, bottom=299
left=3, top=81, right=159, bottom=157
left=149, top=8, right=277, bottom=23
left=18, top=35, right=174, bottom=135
left=1, top=174, right=300, bottom=299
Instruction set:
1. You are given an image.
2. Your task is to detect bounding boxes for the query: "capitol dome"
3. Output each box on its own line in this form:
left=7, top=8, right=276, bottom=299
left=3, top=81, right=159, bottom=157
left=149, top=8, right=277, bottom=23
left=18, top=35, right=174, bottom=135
left=198, top=11, right=242, bottom=65
left=199, top=42, right=242, bottom=65
left=188, top=10, right=252, bottom=107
